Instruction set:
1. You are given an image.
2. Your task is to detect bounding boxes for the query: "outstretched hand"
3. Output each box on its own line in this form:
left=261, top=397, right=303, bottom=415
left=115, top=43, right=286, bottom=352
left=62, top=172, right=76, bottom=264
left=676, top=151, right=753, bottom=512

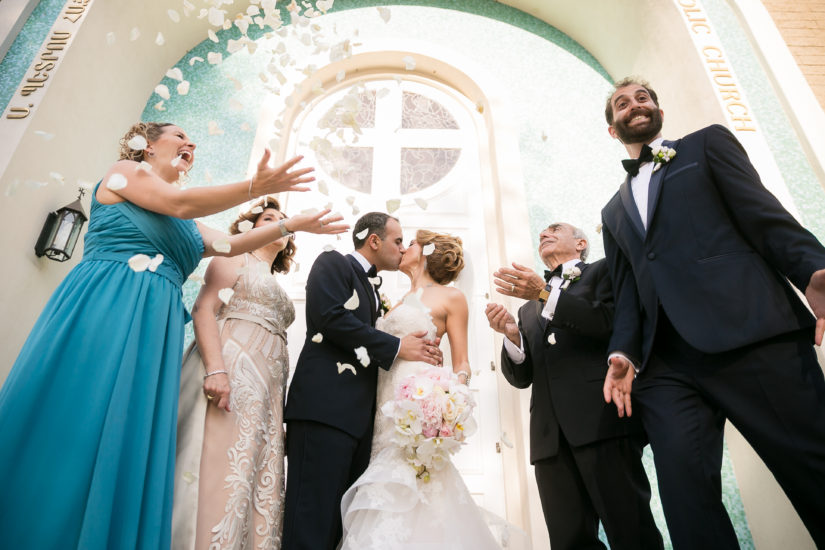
left=399, top=330, right=441, bottom=365
left=805, top=268, right=825, bottom=345
left=484, top=303, right=520, bottom=346
left=493, top=262, right=545, bottom=300
left=252, top=151, right=315, bottom=195
left=287, top=209, right=349, bottom=235
left=603, top=355, right=635, bottom=418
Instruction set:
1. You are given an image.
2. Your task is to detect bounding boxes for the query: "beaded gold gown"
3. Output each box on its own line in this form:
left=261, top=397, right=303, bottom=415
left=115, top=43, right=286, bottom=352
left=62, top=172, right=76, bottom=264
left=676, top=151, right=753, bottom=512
left=172, top=254, right=295, bottom=550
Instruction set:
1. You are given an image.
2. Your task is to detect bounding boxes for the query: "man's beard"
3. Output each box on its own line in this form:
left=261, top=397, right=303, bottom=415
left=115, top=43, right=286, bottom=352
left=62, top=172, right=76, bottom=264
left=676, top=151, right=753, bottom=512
left=612, top=107, right=663, bottom=144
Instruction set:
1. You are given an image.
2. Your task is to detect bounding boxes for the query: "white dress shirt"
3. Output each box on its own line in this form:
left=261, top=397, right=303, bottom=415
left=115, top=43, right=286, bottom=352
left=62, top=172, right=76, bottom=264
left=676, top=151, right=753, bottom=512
left=630, top=136, right=664, bottom=229
left=503, top=258, right=583, bottom=364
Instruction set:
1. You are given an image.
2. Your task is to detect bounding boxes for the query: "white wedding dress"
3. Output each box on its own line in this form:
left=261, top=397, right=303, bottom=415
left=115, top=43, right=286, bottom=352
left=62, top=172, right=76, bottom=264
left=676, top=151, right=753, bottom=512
left=340, top=298, right=529, bottom=549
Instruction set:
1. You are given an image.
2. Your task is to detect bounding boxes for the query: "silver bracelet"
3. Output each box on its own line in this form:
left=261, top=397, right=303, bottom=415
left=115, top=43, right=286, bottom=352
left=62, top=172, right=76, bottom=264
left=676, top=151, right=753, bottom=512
left=204, top=370, right=228, bottom=379
left=247, top=176, right=255, bottom=200
left=278, top=218, right=294, bottom=237
left=457, top=371, right=471, bottom=383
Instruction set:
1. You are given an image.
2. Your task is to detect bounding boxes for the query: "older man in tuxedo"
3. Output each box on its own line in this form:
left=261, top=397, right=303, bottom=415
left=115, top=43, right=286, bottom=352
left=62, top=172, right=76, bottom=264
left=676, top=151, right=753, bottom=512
left=601, top=77, right=825, bottom=548
left=486, top=222, right=661, bottom=550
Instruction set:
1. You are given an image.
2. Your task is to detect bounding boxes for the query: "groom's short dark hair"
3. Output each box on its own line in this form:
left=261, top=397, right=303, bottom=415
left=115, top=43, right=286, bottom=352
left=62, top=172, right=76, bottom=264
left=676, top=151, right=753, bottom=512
left=353, top=212, right=398, bottom=249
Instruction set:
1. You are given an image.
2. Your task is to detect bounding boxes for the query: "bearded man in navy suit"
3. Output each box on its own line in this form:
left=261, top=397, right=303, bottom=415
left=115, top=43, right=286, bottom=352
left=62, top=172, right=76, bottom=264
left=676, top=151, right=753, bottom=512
left=600, top=77, right=825, bottom=548
left=283, top=212, right=441, bottom=550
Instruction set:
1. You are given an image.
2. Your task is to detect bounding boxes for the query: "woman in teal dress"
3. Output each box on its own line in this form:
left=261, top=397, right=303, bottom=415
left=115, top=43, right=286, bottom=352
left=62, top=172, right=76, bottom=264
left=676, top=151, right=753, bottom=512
left=0, top=122, right=346, bottom=550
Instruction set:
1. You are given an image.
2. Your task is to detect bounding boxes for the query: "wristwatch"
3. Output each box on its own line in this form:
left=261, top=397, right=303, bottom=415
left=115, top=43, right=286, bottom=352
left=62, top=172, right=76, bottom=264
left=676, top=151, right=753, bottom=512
left=278, top=219, right=294, bottom=238
left=537, top=288, right=550, bottom=303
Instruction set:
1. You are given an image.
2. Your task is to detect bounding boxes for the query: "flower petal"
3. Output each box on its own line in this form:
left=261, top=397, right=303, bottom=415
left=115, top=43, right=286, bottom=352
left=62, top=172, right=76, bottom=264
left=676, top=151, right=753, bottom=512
left=106, top=173, right=128, bottom=190
left=402, top=55, right=416, bottom=70
left=343, top=289, right=359, bottom=310
left=177, top=81, right=190, bottom=95
left=218, top=288, right=235, bottom=304
left=337, top=362, right=357, bottom=375
left=154, top=84, right=171, bottom=100
left=250, top=206, right=263, bottom=214
left=127, top=135, right=147, bottom=150
left=322, top=244, right=335, bottom=252
left=129, top=27, right=140, bottom=41
left=128, top=254, right=151, bottom=272
left=547, top=333, right=557, bottom=345
left=238, top=220, right=253, bottom=233
left=354, top=346, right=370, bottom=367
left=377, top=6, right=391, bottom=22
left=311, top=333, right=323, bottom=343
left=386, top=198, right=400, bottom=213
left=188, top=56, right=204, bottom=66
left=106, top=32, right=116, bottom=45
left=168, top=9, right=180, bottom=23
left=212, top=239, right=231, bottom=253
left=414, top=198, right=427, bottom=210
left=34, top=130, right=55, bottom=141
left=155, top=32, right=165, bottom=46
left=148, top=254, right=164, bottom=272
left=355, top=228, right=368, bottom=240
left=422, top=243, right=435, bottom=256
left=207, top=52, right=223, bottom=65
left=153, top=100, right=166, bottom=111
left=166, top=67, right=183, bottom=81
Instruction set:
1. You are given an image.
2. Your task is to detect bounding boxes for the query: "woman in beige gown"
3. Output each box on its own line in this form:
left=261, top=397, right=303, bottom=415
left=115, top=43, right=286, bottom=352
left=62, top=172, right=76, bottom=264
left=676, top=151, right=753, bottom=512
left=173, top=197, right=347, bottom=550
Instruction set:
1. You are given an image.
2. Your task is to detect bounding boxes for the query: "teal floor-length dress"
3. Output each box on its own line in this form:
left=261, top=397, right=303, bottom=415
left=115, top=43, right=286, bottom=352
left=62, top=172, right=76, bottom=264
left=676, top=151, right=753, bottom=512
left=0, top=185, right=203, bottom=549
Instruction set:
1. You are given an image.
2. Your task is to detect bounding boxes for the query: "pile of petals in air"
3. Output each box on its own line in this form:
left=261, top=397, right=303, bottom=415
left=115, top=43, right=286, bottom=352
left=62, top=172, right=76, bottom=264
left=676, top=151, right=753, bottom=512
left=381, top=366, right=477, bottom=482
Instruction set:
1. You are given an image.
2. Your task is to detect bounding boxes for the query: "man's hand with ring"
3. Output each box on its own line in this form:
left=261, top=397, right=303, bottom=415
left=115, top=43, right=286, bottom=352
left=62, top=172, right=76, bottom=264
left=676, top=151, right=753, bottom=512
left=493, top=262, right=546, bottom=300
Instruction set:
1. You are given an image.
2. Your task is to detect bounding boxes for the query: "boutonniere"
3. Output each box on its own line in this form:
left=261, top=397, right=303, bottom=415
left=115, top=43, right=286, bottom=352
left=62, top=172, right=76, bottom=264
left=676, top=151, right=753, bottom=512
left=651, top=145, right=676, bottom=172
left=379, top=292, right=391, bottom=315
left=560, top=266, right=581, bottom=289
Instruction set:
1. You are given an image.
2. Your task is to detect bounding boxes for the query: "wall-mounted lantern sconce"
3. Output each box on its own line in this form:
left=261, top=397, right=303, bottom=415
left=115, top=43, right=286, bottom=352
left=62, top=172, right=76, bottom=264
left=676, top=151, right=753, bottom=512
left=34, top=189, right=88, bottom=262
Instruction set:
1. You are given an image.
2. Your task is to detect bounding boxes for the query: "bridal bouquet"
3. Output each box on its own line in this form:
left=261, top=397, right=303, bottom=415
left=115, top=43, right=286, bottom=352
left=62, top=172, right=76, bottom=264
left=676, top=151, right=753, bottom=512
left=380, top=366, right=477, bottom=481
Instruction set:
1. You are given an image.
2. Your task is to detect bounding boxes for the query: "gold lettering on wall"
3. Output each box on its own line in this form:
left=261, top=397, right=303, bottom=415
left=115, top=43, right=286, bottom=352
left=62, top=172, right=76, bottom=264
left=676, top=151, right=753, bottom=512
left=5, top=1, right=91, bottom=120
left=677, top=0, right=757, bottom=132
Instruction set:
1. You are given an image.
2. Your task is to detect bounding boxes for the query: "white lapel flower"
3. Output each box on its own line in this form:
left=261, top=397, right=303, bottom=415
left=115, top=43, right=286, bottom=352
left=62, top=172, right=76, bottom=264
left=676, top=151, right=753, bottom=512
left=651, top=145, right=676, bottom=172
left=560, top=266, right=582, bottom=289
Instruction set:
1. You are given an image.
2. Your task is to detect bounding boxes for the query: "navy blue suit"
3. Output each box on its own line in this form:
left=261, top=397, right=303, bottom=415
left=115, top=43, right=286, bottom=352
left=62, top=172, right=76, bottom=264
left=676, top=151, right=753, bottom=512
left=601, top=124, right=825, bottom=548
left=501, top=259, right=661, bottom=549
left=283, top=251, right=399, bottom=550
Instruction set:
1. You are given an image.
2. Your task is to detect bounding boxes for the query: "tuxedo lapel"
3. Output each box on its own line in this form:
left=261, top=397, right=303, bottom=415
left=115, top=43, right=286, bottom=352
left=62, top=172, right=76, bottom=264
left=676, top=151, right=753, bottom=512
left=646, top=139, right=680, bottom=231
left=618, top=176, right=646, bottom=240
left=347, top=255, right=378, bottom=324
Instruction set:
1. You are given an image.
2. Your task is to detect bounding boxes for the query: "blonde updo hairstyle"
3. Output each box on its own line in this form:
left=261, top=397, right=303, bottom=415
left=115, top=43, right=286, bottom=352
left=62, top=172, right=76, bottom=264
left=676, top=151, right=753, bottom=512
left=118, top=122, right=174, bottom=162
left=417, top=229, right=464, bottom=284
left=229, top=196, right=297, bottom=274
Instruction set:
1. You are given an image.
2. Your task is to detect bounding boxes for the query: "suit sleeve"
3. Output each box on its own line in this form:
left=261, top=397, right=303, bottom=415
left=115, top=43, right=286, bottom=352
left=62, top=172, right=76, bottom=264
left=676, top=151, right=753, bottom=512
left=705, top=124, right=825, bottom=289
left=551, top=261, right=614, bottom=342
left=306, top=252, right=399, bottom=370
left=499, top=310, right=534, bottom=389
left=602, top=219, right=643, bottom=366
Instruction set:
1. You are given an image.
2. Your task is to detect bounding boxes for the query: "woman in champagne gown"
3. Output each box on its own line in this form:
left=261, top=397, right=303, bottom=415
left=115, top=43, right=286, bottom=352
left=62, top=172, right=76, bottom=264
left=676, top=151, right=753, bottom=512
left=0, top=122, right=343, bottom=550
left=173, top=197, right=315, bottom=549
left=340, top=231, right=529, bottom=549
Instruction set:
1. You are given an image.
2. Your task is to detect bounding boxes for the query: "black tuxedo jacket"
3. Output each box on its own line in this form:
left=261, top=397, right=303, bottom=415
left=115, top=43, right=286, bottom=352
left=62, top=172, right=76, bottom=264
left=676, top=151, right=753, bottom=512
left=602, top=124, right=825, bottom=369
left=284, top=251, right=399, bottom=438
left=500, top=259, right=643, bottom=463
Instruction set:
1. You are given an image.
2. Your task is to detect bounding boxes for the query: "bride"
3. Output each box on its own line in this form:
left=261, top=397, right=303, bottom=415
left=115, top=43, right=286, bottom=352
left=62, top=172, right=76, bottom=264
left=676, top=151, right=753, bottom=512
left=340, top=230, right=526, bottom=549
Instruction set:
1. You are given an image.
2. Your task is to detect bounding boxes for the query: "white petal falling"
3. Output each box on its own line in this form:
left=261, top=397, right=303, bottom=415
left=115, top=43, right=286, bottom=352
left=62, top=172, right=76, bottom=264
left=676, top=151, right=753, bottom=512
left=34, top=130, right=55, bottom=141
left=127, top=135, right=147, bottom=150
left=177, top=81, right=190, bottom=95
left=596, top=223, right=603, bottom=234
left=129, top=27, right=140, bottom=41
left=188, top=56, right=204, bottom=66
left=343, top=289, right=359, bottom=310
left=128, top=254, right=151, bottom=272
left=355, top=228, right=368, bottom=240
left=106, top=32, right=116, bottom=45
left=147, top=254, right=164, bottom=272
left=323, top=244, right=335, bottom=252
left=238, top=220, right=254, bottom=233
left=208, top=7, right=226, bottom=27
left=377, top=6, right=391, bottom=22
left=301, top=207, right=320, bottom=216
left=207, top=52, right=223, bottom=65
left=168, top=9, right=180, bottom=23
left=547, top=333, right=557, bottom=345
left=500, top=431, right=514, bottom=448
left=345, top=196, right=355, bottom=206
left=153, top=100, right=166, bottom=111
left=352, top=205, right=360, bottom=215
left=165, top=67, right=183, bottom=81
left=171, top=156, right=182, bottom=168
left=49, top=171, right=64, bottom=184
left=218, top=287, right=235, bottom=304
left=311, top=333, right=323, bottom=343
left=354, top=346, right=370, bottom=367
left=137, top=161, right=153, bottom=172
left=386, top=198, right=401, bottom=213
left=317, top=180, right=329, bottom=195
left=336, top=70, right=346, bottom=82
left=208, top=121, right=224, bottom=135
left=154, top=84, right=171, bottom=100
left=208, top=29, right=219, bottom=43
left=337, top=362, right=357, bottom=375
left=155, top=32, right=165, bottom=46
left=368, top=276, right=381, bottom=286
left=402, top=55, right=416, bottom=70
left=212, top=239, right=231, bottom=254
left=77, top=179, right=95, bottom=190
left=183, top=0, right=195, bottom=17
left=422, top=243, right=436, bottom=256
left=250, top=206, right=263, bottom=214
left=106, top=173, right=128, bottom=190
left=414, top=197, right=428, bottom=210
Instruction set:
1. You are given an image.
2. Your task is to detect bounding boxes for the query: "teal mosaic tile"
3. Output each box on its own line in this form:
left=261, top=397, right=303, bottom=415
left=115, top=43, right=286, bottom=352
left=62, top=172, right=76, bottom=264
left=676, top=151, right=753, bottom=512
left=0, top=0, right=67, bottom=114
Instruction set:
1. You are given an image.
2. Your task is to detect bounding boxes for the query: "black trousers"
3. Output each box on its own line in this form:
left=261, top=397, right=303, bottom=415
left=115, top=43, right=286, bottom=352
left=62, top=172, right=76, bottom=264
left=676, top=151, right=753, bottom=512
left=534, top=431, right=663, bottom=550
left=635, top=313, right=825, bottom=549
left=281, top=420, right=372, bottom=550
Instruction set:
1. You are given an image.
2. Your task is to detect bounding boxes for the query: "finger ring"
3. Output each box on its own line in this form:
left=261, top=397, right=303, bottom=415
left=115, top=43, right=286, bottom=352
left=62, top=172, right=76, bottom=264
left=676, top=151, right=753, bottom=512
left=510, top=283, right=515, bottom=292
left=207, top=394, right=215, bottom=400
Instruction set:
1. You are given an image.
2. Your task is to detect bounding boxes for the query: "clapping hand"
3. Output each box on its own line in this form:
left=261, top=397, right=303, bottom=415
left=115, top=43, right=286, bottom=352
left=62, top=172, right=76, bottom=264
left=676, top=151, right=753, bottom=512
left=484, top=303, right=521, bottom=347
left=805, top=268, right=825, bottom=345
left=251, top=150, right=315, bottom=195
left=493, top=262, right=545, bottom=300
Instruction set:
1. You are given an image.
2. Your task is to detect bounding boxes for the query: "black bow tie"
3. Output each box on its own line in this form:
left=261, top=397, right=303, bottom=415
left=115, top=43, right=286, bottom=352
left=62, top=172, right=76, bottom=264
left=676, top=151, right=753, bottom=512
left=367, top=264, right=377, bottom=278
left=544, top=266, right=563, bottom=282
left=621, top=144, right=654, bottom=177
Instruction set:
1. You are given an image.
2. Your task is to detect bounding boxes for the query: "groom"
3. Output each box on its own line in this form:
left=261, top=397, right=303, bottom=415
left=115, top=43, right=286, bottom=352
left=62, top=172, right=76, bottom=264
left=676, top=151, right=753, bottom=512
left=600, top=77, right=825, bottom=548
left=283, top=212, right=440, bottom=550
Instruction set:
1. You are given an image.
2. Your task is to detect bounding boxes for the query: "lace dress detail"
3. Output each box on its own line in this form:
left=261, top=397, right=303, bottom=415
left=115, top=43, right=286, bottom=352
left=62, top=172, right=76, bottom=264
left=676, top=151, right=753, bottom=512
left=173, top=255, right=295, bottom=550
left=340, top=297, right=524, bottom=549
